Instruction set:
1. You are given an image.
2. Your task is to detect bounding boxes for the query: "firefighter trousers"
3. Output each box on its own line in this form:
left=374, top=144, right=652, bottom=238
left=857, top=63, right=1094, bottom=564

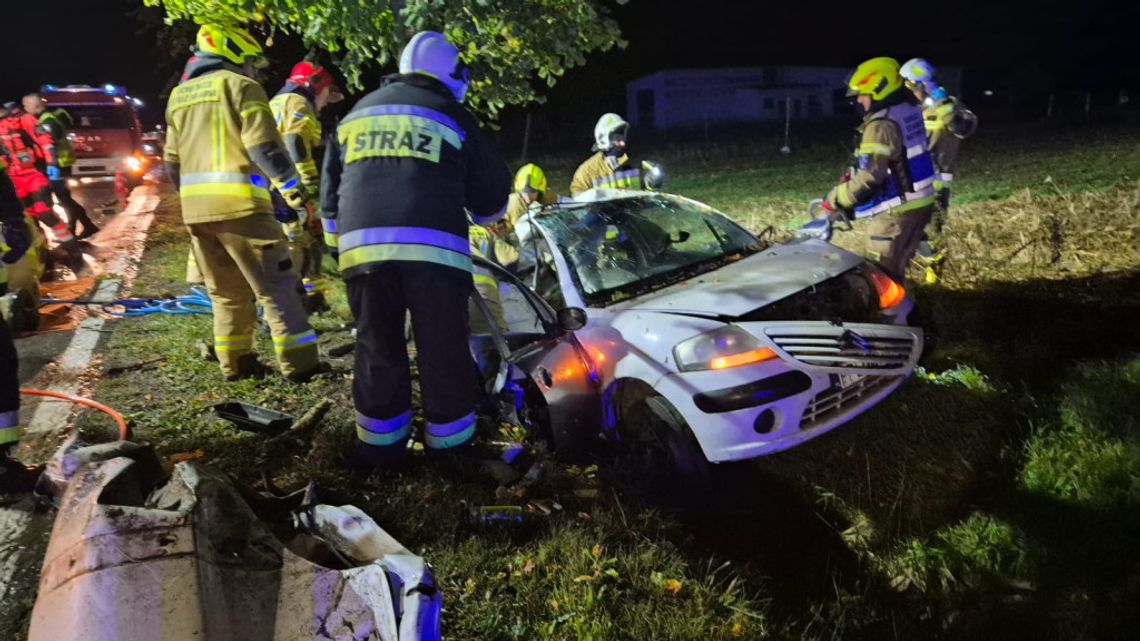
left=866, top=205, right=933, bottom=281
left=0, top=312, right=21, bottom=447
left=50, top=170, right=96, bottom=236
left=348, top=263, right=480, bottom=451
left=187, top=213, right=319, bottom=379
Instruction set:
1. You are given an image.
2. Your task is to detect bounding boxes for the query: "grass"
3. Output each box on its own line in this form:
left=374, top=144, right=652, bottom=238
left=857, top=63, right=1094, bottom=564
left=65, top=121, right=1140, bottom=640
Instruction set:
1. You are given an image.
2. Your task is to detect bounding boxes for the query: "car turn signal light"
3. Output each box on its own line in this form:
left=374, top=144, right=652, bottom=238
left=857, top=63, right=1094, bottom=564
left=710, top=348, right=777, bottom=370
left=869, top=269, right=905, bottom=309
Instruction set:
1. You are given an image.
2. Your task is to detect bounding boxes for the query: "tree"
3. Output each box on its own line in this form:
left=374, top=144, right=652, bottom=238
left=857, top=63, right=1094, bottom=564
left=142, top=0, right=627, bottom=118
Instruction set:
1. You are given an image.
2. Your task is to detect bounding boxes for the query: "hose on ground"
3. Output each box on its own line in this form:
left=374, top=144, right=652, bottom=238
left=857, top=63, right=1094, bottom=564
left=18, top=389, right=131, bottom=441
left=39, top=287, right=212, bottom=317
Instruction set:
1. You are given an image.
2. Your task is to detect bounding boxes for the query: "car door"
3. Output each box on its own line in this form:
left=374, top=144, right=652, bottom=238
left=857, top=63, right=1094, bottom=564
left=471, top=257, right=603, bottom=451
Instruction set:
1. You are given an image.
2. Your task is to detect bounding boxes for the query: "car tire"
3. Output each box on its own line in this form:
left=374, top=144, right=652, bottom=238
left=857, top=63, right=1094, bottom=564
left=617, top=387, right=718, bottom=501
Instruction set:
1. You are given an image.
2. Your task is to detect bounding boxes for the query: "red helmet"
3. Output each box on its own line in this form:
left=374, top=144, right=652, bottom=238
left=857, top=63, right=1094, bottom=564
left=289, top=61, right=338, bottom=96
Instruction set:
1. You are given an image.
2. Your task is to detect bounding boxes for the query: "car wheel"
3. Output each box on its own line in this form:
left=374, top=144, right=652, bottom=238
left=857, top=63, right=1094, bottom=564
left=617, top=387, right=717, bottom=498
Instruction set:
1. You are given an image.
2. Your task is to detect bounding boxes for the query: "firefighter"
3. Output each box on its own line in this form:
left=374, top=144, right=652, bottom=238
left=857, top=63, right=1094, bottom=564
left=1, top=168, right=38, bottom=493
left=819, top=57, right=937, bottom=281
left=0, top=104, right=84, bottom=272
left=270, top=60, right=343, bottom=302
left=164, top=24, right=322, bottom=382
left=569, top=113, right=665, bottom=195
left=23, top=93, right=99, bottom=239
left=322, top=31, right=510, bottom=465
left=506, top=163, right=556, bottom=228
left=900, top=58, right=978, bottom=284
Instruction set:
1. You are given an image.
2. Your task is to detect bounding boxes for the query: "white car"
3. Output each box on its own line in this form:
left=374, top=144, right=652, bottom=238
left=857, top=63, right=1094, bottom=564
left=470, top=190, right=923, bottom=475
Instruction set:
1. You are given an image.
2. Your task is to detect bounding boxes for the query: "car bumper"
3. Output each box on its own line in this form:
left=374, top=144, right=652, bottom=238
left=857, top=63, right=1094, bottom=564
left=657, top=321, right=923, bottom=463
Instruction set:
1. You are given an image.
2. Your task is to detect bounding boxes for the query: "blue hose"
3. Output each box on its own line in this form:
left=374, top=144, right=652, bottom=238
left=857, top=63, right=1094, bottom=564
left=41, top=288, right=214, bottom=317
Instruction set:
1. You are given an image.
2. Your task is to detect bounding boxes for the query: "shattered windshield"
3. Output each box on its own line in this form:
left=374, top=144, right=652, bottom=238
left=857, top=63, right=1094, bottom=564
left=536, top=195, right=761, bottom=306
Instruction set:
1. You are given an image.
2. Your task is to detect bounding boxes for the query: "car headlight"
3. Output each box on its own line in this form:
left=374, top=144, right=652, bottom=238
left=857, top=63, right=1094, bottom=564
left=673, top=325, right=777, bottom=372
left=124, top=156, right=143, bottom=173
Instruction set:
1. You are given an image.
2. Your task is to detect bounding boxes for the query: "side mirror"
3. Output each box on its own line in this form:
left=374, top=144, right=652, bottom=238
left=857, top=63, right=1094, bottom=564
left=556, top=307, right=588, bottom=332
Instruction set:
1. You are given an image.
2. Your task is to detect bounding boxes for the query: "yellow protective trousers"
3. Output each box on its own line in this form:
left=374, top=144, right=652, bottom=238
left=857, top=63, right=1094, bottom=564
left=187, top=213, right=319, bottom=379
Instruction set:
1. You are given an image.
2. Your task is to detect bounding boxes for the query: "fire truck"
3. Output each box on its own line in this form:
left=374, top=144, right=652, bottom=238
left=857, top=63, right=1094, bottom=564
left=40, top=84, right=150, bottom=189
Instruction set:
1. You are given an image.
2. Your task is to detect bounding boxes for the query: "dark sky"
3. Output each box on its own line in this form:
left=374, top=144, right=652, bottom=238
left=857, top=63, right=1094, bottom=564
left=4, top=0, right=1137, bottom=124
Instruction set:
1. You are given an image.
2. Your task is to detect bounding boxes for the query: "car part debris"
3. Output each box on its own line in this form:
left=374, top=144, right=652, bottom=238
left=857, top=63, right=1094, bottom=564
left=214, top=401, right=293, bottom=436
left=29, top=458, right=442, bottom=641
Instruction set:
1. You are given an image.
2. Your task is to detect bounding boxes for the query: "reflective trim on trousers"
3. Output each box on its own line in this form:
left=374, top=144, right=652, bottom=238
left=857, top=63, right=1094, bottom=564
left=424, top=412, right=476, bottom=450
left=356, top=410, right=413, bottom=446
left=323, top=232, right=339, bottom=247
left=49, top=221, right=74, bottom=243
left=0, top=413, right=23, bottom=446
left=939, top=172, right=954, bottom=183
left=272, top=329, right=317, bottom=353
left=214, top=334, right=254, bottom=353
left=339, top=243, right=473, bottom=273
left=322, top=217, right=338, bottom=234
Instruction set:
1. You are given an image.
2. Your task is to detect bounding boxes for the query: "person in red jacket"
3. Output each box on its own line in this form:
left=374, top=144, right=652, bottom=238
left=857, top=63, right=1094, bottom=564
left=0, top=103, right=82, bottom=271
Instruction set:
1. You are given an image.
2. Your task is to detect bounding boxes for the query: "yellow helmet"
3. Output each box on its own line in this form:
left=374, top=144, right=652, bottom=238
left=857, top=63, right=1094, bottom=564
left=196, top=24, right=267, bottom=68
left=513, top=163, right=547, bottom=194
left=846, top=57, right=903, bottom=101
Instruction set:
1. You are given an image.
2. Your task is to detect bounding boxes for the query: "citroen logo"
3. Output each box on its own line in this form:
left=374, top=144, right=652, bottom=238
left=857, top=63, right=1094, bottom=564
left=839, top=329, right=870, bottom=352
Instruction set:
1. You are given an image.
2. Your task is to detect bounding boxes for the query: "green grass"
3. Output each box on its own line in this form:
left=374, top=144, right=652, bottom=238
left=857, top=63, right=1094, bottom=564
left=71, top=123, right=1140, bottom=640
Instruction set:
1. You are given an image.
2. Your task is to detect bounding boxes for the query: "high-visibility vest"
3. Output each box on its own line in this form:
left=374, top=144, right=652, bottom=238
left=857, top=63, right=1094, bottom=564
left=38, top=110, right=75, bottom=168
left=853, top=103, right=936, bottom=219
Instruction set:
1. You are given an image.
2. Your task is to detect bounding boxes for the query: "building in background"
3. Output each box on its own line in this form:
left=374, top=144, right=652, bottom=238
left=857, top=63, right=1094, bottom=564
left=626, top=66, right=962, bottom=129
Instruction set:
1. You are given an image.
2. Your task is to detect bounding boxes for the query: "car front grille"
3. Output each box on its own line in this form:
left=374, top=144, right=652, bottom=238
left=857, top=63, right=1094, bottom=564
left=766, top=330, right=917, bottom=370
left=801, top=375, right=897, bottom=428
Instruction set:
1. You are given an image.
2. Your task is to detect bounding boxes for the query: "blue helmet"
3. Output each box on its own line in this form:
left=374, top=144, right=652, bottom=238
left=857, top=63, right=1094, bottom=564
left=399, top=31, right=470, bottom=102
left=901, top=58, right=938, bottom=93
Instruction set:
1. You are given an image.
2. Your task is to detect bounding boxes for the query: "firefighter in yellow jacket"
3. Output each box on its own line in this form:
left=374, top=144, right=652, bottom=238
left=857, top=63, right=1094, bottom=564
left=164, top=25, right=321, bottom=381
left=901, top=58, right=978, bottom=283
left=820, top=57, right=937, bottom=281
left=270, top=61, right=343, bottom=298
left=570, top=114, right=665, bottom=195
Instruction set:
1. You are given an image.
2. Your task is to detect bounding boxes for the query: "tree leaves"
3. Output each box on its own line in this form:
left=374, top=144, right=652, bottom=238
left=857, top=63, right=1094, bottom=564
left=143, top=0, right=627, bottom=119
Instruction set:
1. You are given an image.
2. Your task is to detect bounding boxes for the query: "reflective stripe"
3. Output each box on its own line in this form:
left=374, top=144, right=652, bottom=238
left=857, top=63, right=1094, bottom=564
left=356, top=410, right=413, bottom=446
left=939, top=172, right=954, bottom=183
left=181, top=172, right=272, bottom=201
left=214, top=334, right=254, bottom=353
left=470, top=199, right=509, bottom=225
left=906, top=144, right=927, bottom=158
left=0, top=423, right=22, bottom=447
left=424, top=412, right=476, bottom=450
left=473, top=272, right=497, bottom=288
left=182, top=183, right=271, bottom=200
left=50, top=223, right=75, bottom=243
left=324, top=232, right=339, bottom=247
left=854, top=193, right=936, bottom=218
left=339, top=243, right=473, bottom=272
left=272, top=329, right=317, bottom=352
left=858, top=143, right=892, bottom=156
left=240, top=101, right=272, bottom=117
left=593, top=168, right=640, bottom=190
left=339, top=226, right=469, bottom=255
left=0, top=409, right=18, bottom=429
left=322, top=218, right=338, bottom=233
left=340, top=105, right=467, bottom=143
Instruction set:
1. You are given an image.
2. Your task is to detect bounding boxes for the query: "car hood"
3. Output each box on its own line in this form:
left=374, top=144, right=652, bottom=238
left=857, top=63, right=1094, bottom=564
left=605, top=240, right=864, bottom=318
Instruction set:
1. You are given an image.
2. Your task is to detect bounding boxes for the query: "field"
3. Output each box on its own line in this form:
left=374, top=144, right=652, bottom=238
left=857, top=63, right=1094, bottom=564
left=72, top=122, right=1140, bottom=640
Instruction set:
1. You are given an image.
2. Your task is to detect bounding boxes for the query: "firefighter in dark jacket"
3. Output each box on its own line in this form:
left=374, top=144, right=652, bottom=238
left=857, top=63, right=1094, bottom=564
left=1, top=169, right=39, bottom=493
left=322, top=31, right=510, bottom=465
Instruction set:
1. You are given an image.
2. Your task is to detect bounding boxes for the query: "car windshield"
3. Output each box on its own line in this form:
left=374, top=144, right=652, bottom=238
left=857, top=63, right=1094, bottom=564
left=58, top=106, right=135, bottom=130
left=535, top=195, right=762, bottom=306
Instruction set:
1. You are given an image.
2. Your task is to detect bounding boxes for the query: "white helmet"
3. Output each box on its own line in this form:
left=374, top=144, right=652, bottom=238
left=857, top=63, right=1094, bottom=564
left=593, top=113, right=629, bottom=152
left=399, top=31, right=470, bottom=102
left=900, top=58, right=938, bottom=92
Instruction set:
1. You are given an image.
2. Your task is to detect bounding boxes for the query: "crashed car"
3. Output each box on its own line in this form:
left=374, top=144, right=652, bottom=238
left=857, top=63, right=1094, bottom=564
left=471, top=190, right=923, bottom=474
